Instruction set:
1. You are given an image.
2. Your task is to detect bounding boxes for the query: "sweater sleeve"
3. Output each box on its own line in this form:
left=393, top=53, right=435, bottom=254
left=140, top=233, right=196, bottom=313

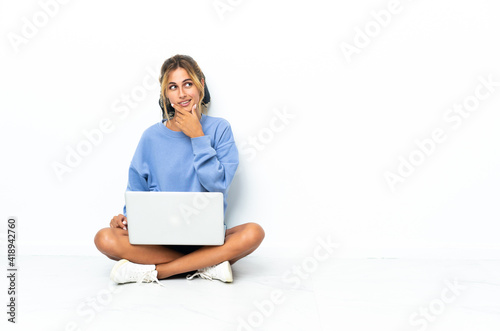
left=122, top=165, right=149, bottom=216
left=123, top=136, right=150, bottom=215
left=191, top=123, right=239, bottom=193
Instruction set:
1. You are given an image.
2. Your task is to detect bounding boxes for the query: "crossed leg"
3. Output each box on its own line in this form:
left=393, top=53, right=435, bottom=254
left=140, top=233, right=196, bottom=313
left=94, top=222, right=265, bottom=279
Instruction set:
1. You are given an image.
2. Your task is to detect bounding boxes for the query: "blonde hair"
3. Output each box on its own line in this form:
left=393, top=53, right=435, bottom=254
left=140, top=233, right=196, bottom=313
left=159, top=55, right=208, bottom=120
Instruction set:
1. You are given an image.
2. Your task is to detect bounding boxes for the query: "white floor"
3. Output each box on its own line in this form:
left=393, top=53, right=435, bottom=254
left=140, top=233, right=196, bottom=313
left=2, top=255, right=500, bottom=331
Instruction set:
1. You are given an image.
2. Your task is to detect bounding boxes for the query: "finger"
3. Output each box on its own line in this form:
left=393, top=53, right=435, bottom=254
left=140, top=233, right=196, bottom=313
left=171, top=103, right=181, bottom=112
left=173, top=104, right=187, bottom=117
left=175, top=116, right=183, bottom=126
left=112, top=215, right=127, bottom=230
left=117, top=218, right=126, bottom=230
left=170, top=103, right=180, bottom=118
left=190, top=103, right=197, bottom=116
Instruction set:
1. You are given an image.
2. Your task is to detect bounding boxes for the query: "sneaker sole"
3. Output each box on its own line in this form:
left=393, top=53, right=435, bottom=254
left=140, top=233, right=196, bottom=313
left=110, top=259, right=130, bottom=284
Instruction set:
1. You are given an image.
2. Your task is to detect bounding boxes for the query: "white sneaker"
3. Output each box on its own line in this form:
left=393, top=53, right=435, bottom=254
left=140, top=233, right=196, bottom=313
left=110, top=259, right=163, bottom=285
left=186, top=261, right=233, bottom=283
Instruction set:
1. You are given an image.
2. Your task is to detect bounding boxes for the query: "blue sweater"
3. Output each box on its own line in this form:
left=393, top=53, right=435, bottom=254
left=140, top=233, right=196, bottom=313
left=123, top=114, right=239, bottom=215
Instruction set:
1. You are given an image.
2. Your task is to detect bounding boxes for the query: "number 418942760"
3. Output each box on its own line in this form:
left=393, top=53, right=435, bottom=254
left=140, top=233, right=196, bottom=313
left=7, top=218, right=16, bottom=268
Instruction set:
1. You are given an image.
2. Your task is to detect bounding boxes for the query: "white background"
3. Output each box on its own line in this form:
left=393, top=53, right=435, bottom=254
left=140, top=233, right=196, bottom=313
left=0, top=0, right=499, bottom=258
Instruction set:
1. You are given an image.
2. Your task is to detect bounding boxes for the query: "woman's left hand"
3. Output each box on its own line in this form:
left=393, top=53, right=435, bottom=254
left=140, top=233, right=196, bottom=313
left=171, top=103, right=204, bottom=138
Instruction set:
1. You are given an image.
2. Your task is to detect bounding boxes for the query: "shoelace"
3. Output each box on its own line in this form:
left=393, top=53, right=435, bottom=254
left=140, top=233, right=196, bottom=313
left=186, top=266, right=214, bottom=281
left=137, top=270, right=165, bottom=287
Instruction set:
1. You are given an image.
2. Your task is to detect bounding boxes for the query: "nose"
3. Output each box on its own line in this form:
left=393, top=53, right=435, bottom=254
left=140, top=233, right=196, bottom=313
left=178, top=85, right=186, bottom=98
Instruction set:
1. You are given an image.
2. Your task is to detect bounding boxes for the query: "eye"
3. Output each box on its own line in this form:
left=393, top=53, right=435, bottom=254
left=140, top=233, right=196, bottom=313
left=168, top=85, right=177, bottom=90
left=184, top=82, right=193, bottom=88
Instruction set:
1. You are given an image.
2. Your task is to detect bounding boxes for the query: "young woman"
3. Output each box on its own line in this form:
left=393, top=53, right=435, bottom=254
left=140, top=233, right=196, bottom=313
left=94, top=55, right=265, bottom=284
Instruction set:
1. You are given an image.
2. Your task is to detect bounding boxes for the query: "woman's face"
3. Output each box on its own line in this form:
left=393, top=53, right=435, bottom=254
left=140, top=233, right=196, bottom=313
left=165, top=67, right=202, bottom=112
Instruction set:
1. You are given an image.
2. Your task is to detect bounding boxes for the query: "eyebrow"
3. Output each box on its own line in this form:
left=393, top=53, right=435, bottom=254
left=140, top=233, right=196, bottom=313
left=168, top=78, right=192, bottom=85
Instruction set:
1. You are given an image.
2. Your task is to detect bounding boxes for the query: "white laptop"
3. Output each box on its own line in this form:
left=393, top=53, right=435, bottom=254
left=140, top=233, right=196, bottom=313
left=125, top=191, right=225, bottom=245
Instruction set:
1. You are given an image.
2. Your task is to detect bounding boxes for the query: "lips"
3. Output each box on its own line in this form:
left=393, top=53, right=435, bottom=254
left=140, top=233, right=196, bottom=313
left=179, top=100, right=191, bottom=107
